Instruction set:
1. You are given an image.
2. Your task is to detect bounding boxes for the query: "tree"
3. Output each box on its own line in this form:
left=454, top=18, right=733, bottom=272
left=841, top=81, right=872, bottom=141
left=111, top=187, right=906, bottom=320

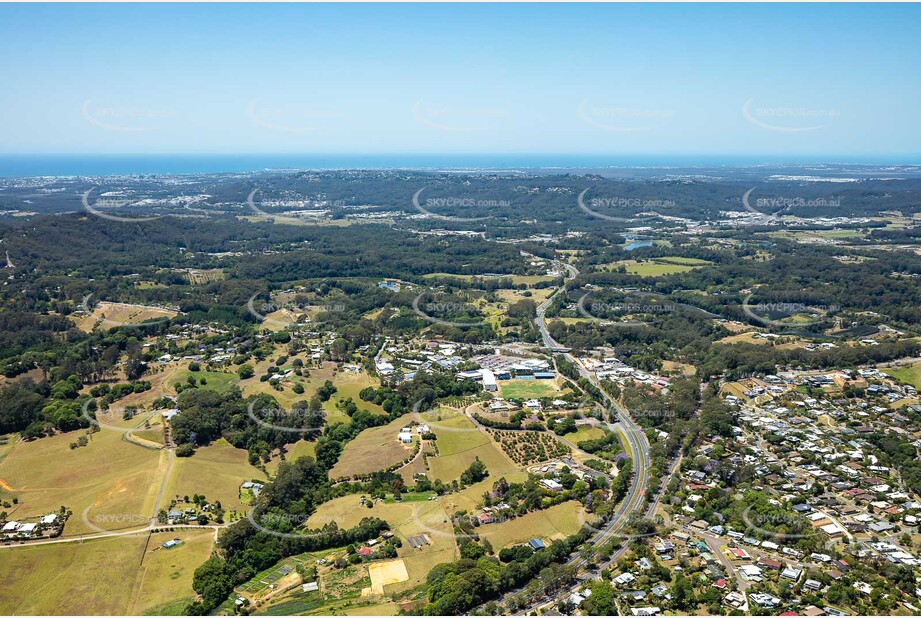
left=582, top=579, right=617, bottom=615
left=460, top=457, right=489, bottom=485
left=237, top=364, right=254, bottom=380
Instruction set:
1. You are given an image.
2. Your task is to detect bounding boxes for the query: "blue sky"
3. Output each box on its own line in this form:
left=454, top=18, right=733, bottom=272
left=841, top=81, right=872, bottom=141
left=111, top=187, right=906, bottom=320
left=1, top=3, right=919, bottom=159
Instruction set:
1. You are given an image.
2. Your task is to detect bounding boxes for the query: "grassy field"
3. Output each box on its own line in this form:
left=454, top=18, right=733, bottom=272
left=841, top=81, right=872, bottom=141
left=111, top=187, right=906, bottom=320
left=329, top=417, right=416, bottom=479
left=423, top=273, right=555, bottom=286
left=268, top=439, right=318, bottom=473
left=422, top=413, right=520, bottom=482
left=478, top=501, right=585, bottom=549
left=73, top=302, right=178, bottom=332
left=161, top=439, right=266, bottom=514
left=169, top=369, right=238, bottom=394
left=497, top=378, right=561, bottom=400
left=307, top=493, right=458, bottom=596
left=716, top=332, right=773, bottom=345
left=569, top=425, right=605, bottom=444
left=0, top=428, right=163, bottom=535
left=130, top=529, right=218, bottom=614
left=242, top=360, right=387, bottom=423
left=610, top=259, right=702, bottom=277
left=0, top=528, right=214, bottom=615
left=884, top=362, right=921, bottom=389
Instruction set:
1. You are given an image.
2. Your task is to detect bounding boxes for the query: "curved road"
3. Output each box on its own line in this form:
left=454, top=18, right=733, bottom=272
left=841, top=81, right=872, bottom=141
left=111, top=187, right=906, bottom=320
left=493, top=258, right=652, bottom=611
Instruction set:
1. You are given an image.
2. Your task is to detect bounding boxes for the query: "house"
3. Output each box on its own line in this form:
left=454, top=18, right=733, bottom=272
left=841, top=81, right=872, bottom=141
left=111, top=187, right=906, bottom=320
left=162, top=539, right=182, bottom=549
left=528, top=538, right=546, bottom=552
left=358, top=546, right=374, bottom=557
left=482, top=369, right=497, bottom=392
left=398, top=429, right=413, bottom=444
left=17, top=523, right=37, bottom=536
left=478, top=513, right=494, bottom=525
left=804, top=579, right=823, bottom=591
left=2, top=521, right=19, bottom=533
left=613, top=572, right=636, bottom=586
left=540, top=479, right=564, bottom=492
left=39, top=514, right=58, bottom=525
left=631, top=609, right=661, bottom=617
left=781, top=567, right=803, bottom=581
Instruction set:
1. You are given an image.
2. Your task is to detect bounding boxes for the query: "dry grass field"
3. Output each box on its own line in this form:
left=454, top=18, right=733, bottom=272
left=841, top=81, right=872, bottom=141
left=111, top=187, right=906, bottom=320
left=72, top=302, right=178, bottom=332
left=307, top=494, right=458, bottom=595
left=367, top=559, right=409, bottom=594
left=421, top=413, right=519, bottom=482
left=0, top=429, right=163, bottom=535
left=476, top=500, right=585, bottom=549
left=161, top=439, right=266, bottom=514
left=329, top=417, right=416, bottom=479
left=0, top=528, right=215, bottom=615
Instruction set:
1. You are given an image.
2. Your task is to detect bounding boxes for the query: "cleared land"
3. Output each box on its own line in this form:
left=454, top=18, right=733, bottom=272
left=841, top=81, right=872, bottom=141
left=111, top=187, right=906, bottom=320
left=0, top=528, right=214, bottom=615
left=569, top=425, right=605, bottom=444
left=169, top=369, right=238, bottom=394
left=72, top=302, right=178, bottom=332
left=329, top=417, right=416, bottom=479
left=606, top=257, right=712, bottom=277
left=161, top=439, right=266, bottom=514
left=367, top=559, right=409, bottom=594
left=497, top=378, right=561, bottom=400
left=268, top=439, right=318, bottom=474
left=477, top=500, right=585, bottom=549
left=884, top=361, right=921, bottom=390
left=422, top=413, right=520, bottom=482
left=307, top=495, right=458, bottom=595
left=0, top=428, right=162, bottom=535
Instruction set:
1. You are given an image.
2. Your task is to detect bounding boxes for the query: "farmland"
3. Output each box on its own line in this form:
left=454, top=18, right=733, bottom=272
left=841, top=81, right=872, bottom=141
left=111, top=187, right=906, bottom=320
left=0, top=528, right=214, bottom=615
left=488, top=430, right=570, bottom=465
left=477, top=500, right=585, bottom=549
left=0, top=428, right=163, bottom=535
left=421, top=413, right=520, bottom=482
left=329, top=417, right=417, bottom=479
left=161, top=439, right=266, bottom=515
left=72, top=302, right=178, bottom=333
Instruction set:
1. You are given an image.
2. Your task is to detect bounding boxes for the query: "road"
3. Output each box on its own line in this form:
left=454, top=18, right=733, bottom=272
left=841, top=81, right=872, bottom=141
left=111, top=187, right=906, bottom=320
left=494, top=258, right=652, bottom=612
left=0, top=522, right=226, bottom=550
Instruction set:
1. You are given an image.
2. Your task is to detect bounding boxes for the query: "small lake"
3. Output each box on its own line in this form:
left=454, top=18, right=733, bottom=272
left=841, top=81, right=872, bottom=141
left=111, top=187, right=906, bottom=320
left=624, top=240, right=654, bottom=251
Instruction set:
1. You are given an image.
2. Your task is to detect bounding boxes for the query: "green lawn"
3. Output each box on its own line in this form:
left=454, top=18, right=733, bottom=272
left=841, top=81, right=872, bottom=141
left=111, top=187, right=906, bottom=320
left=498, top=379, right=561, bottom=400
left=884, top=362, right=921, bottom=390
left=171, top=369, right=238, bottom=393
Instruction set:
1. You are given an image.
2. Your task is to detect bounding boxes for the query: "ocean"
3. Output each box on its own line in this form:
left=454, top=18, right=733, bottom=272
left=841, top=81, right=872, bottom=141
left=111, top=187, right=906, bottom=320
left=2, top=153, right=915, bottom=178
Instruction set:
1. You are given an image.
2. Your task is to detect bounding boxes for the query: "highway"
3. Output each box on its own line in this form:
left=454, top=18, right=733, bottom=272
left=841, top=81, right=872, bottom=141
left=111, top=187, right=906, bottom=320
left=493, top=258, right=652, bottom=612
